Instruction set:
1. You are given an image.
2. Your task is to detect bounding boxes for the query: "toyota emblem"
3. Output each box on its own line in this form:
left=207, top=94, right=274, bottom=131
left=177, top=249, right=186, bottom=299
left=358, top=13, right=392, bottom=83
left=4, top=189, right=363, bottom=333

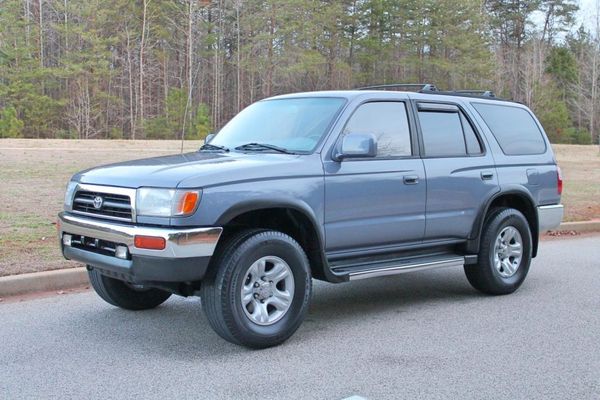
left=93, top=196, right=104, bottom=209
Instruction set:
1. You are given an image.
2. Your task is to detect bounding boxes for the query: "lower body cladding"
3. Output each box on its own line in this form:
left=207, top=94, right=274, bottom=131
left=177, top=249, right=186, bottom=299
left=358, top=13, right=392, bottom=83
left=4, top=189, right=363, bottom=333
left=57, top=212, right=222, bottom=284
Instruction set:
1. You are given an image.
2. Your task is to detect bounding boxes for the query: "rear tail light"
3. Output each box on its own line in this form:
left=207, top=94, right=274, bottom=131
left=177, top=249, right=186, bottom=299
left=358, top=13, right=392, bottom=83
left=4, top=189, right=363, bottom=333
left=557, top=166, right=563, bottom=195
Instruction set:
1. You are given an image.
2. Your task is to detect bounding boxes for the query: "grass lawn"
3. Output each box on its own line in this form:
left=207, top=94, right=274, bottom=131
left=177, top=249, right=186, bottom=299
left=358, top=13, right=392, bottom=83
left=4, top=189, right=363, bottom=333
left=0, top=140, right=598, bottom=277
left=0, top=139, right=201, bottom=277
left=552, top=145, right=600, bottom=222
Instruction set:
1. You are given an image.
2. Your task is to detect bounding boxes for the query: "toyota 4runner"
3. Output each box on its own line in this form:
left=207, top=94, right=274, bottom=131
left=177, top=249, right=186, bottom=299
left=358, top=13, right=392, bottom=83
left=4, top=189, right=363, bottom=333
left=58, top=84, right=564, bottom=348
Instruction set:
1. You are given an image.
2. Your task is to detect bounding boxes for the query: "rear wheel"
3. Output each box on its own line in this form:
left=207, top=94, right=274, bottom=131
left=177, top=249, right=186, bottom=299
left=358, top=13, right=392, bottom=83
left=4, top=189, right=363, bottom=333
left=465, top=207, right=532, bottom=295
left=88, top=268, right=171, bottom=310
left=201, top=230, right=312, bottom=348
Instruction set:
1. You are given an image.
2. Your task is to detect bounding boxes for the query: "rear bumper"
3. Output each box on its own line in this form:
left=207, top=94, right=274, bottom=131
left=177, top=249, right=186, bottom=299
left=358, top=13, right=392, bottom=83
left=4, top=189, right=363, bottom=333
left=57, top=212, right=222, bottom=283
left=537, top=204, right=564, bottom=232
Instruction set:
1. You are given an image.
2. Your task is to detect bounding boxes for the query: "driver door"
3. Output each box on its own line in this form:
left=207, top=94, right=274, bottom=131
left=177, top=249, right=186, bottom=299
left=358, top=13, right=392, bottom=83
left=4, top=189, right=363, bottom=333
left=323, top=101, right=426, bottom=255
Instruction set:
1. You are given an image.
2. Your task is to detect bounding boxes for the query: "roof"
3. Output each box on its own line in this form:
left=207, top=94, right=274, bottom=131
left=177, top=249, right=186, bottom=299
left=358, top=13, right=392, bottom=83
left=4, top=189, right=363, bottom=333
left=269, top=89, right=520, bottom=107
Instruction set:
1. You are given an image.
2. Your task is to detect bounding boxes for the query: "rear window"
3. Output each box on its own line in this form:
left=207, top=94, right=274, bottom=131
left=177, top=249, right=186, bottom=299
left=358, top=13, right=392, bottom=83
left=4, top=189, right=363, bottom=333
left=472, top=103, right=546, bottom=155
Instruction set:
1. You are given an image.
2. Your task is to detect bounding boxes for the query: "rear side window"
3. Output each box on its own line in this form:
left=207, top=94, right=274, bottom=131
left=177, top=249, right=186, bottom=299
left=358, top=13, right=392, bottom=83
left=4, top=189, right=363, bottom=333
left=461, top=114, right=483, bottom=155
left=472, top=103, right=546, bottom=155
left=417, top=104, right=483, bottom=157
left=419, top=111, right=466, bottom=156
left=343, top=102, right=412, bottom=157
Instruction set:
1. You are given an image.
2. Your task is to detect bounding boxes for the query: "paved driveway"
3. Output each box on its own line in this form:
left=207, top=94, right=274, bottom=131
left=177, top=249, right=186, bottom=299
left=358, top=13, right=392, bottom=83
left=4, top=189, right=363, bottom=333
left=1, top=236, right=599, bottom=399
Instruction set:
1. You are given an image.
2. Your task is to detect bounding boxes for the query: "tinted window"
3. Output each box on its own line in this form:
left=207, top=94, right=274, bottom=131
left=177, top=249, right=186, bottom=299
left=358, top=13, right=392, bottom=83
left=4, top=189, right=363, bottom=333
left=461, top=113, right=483, bottom=154
left=472, top=103, right=546, bottom=155
left=419, top=111, right=466, bottom=157
left=343, top=102, right=411, bottom=157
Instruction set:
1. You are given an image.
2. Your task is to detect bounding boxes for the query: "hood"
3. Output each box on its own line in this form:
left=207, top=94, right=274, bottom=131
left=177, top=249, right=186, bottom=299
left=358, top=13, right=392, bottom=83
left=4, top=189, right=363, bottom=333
left=73, top=151, right=321, bottom=189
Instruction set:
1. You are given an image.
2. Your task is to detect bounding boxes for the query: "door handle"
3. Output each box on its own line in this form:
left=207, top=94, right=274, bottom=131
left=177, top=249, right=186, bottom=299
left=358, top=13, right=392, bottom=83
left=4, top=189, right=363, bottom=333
left=481, top=171, right=494, bottom=180
left=403, top=175, right=419, bottom=185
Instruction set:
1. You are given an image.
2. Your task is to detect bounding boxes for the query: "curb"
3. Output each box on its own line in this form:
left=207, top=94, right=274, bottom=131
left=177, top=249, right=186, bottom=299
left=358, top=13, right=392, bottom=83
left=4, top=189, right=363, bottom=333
left=0, top=267, right=88, bottom=298
left=551, top=220, right=600, bottom=233
left=0, top=220, right=598, bottom=299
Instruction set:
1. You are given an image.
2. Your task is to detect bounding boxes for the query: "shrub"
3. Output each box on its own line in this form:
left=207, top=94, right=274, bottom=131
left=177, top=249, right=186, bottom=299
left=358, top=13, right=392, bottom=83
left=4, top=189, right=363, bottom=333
left=0, top=106, right=24, bottom=138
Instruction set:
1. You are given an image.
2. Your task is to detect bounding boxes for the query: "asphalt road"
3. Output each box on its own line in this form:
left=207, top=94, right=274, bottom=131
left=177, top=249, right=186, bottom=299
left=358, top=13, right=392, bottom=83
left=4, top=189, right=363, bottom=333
left=1, top=235, right=599, bottom=400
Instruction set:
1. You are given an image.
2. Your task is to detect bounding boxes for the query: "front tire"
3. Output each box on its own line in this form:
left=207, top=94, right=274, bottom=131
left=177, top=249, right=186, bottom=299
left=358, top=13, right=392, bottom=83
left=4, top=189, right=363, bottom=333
left=464, top=207, right=533, bottom=295
left=201, top=230, right=312, bottom=348
left=88, top=268, right=171, bottom=310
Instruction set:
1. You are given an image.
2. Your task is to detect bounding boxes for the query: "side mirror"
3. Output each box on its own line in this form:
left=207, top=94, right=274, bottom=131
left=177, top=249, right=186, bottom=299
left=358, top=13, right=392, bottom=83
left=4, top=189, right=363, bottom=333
left=333, top=133, right=377, bottom=161
left=204, top=133, right=216, bottom=144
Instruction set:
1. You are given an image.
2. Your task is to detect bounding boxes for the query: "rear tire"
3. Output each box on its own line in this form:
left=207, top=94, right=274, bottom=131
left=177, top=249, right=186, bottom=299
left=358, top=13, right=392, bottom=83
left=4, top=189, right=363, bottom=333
left=88, top=268, right=171, bottom=310
left=465, top=207, right=532, bottom=295
left=201, top=230, right=312, bottom=348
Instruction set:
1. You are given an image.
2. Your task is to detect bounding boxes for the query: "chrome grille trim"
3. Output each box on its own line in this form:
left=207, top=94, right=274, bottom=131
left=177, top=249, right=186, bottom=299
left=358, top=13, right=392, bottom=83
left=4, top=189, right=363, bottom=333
left=69, top=183, right=137, bottom=223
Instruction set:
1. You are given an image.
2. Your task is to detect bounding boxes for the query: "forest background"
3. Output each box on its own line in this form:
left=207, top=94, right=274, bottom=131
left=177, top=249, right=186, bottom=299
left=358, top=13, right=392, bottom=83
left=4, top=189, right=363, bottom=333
left=0, top=0, right=599, bottom=145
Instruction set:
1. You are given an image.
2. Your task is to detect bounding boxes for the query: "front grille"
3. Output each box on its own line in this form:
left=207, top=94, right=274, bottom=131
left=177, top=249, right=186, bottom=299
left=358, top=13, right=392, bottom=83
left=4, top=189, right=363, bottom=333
left=72, top=190, right=133, bottom=221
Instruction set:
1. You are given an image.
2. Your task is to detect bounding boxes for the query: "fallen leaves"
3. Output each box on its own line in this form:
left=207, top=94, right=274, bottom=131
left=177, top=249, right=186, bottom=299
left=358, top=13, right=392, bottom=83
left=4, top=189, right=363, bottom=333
left=545, top=230, right=580, bottom=237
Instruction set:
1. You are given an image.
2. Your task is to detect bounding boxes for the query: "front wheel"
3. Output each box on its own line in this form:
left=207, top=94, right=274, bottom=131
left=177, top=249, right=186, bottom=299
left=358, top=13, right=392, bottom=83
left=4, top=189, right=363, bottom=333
left=88, top=268, right=171, bottom=310
left=464, top=207, right=533, bottom=295
left=201, top=230, right=312, bottom=348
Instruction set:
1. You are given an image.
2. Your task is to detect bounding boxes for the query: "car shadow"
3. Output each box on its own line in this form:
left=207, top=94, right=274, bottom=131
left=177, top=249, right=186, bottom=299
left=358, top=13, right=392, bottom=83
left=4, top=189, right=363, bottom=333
left=71, top=268, right=486, bottom=358
left=305, top=268, right=480, bottom=325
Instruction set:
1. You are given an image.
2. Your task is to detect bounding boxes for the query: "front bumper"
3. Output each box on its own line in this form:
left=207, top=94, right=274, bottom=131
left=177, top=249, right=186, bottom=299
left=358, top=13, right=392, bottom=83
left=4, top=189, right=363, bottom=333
left=537, top=204, right=564, bottom=232
left=57, top=212, right=222, bottom=283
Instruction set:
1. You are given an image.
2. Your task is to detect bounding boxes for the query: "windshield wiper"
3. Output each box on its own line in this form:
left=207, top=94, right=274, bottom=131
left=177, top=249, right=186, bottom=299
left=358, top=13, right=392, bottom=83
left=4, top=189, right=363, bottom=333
left=235, top=142, right=296, bottom=154
left=199, top=143, right=229, bottom=152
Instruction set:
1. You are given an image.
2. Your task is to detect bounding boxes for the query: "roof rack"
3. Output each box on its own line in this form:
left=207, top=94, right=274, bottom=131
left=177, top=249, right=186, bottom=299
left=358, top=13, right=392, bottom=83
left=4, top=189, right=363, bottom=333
left=355, top=83, right=508, bottom=101
left=356, top=83, right=438, bottom=92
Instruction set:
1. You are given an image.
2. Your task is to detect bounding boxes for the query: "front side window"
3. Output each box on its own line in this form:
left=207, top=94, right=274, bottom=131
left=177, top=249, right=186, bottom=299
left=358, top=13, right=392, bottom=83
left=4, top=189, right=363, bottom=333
left=210, top=97, right=346, bottom=153
left=342, top=102, right=412, bottom=157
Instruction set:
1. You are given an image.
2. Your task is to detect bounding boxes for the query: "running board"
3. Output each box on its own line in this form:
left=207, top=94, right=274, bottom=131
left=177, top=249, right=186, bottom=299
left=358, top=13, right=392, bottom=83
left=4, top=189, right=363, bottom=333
left=332, top=255, right=465, bottom=281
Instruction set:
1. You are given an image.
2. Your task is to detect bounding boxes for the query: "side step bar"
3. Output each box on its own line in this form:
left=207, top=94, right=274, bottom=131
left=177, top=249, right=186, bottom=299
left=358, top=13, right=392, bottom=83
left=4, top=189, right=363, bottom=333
left=331, top=255, right=465, bottom=281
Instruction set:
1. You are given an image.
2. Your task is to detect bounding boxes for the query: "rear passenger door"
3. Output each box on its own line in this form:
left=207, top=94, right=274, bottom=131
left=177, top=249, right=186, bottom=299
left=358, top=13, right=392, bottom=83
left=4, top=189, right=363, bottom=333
left=414, top=102, right=499, bottom=240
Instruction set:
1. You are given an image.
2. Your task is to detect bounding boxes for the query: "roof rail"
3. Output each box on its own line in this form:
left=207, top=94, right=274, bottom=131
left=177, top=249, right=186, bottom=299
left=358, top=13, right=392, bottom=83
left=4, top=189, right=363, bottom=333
left=354, top=83, right=511, bottom=102
left=356, top=83, right=438, bottom=92
left=452, top=90, right=496, bottom=98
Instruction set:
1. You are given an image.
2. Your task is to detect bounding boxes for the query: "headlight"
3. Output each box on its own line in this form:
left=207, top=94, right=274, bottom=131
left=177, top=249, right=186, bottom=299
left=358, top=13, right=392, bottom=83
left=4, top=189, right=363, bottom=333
left=136, top=188, right=201, bottom=217
left=64, top=181, right=78, bottom=209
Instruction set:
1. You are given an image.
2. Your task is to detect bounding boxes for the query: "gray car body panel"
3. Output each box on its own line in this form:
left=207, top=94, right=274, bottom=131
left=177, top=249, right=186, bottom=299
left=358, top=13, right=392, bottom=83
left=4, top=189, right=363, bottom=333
left=65, top=89, right=561, bottom=282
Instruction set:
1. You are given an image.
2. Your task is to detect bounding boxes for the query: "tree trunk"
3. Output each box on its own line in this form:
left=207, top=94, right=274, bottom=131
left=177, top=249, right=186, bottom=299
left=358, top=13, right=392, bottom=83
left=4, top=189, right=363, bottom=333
left=236, top=0, right=241, bottom=112
left=38, top=0, right=43, bottom=68
left=126, top=27, right=136, bottom=139
left=138, top=0, right=149, bottom=139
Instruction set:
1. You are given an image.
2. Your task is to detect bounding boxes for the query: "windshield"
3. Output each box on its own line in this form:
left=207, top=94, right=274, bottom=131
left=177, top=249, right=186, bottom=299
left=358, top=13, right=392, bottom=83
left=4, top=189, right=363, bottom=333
left=209, top=97, right=346, bottom=153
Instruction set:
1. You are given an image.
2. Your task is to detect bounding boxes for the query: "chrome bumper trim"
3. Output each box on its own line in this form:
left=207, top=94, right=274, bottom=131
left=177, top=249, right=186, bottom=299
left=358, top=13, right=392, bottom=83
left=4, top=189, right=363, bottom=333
left=58, top=212, right=222, bottom=258
left=538, top=204, right=564, bottom=232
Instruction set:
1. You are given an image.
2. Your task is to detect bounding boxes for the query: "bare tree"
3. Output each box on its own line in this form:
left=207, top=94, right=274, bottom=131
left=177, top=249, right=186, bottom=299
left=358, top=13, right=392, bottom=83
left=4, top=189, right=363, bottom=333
left=592, top=1, right=600, bottom=147
left=137, top=0, right=149, bottom=139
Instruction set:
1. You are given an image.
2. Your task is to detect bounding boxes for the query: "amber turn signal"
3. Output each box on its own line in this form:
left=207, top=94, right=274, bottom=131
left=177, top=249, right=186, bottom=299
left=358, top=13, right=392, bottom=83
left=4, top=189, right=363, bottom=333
left=134, top=235, right=166, bottom=250
left=176, top=191, right=200, bottom=215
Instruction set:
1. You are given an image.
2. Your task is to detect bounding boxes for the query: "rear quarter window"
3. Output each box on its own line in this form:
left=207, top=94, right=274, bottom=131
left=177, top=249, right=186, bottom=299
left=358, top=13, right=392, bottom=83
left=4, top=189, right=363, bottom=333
left=472, top=103, right=546, bottom=155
